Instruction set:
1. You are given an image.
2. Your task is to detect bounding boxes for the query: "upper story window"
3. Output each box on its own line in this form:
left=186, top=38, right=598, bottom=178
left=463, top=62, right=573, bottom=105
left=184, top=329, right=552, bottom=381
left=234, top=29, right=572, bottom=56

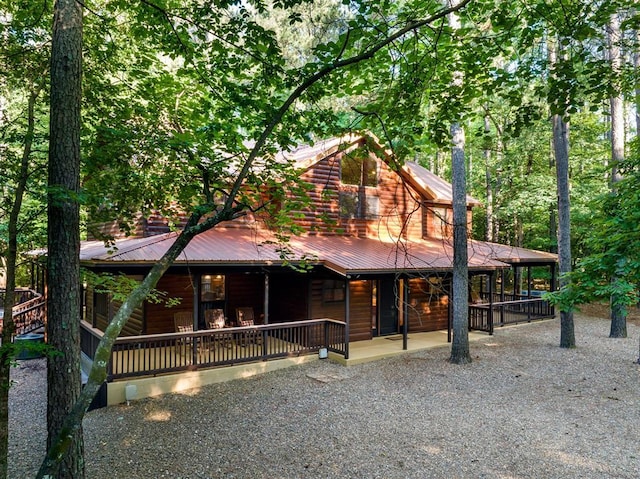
left=340, top=191, right=379, bottom=219
left=341, top=152, right=378, bottom=187
left=431, top=207, right=452, bottom=237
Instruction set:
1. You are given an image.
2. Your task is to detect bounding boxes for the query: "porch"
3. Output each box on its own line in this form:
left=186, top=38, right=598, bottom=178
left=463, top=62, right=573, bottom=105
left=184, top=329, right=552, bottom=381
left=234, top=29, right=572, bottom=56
left=334, top=329, right=488, bottom=366
left=0, top=288, right=46, bottom=336
left=81, top=318, right=347, bottom=379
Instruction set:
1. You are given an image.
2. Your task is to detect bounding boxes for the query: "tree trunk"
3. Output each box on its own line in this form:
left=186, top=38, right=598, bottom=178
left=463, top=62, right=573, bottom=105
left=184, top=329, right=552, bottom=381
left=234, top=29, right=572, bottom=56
left=548, top=34, right=575, bottom=349
left=449, top=121, right=471, bottom=364
left=553, top=114, right=575, bottom=348
left=0, top=89, right=38, bottom=479
left=607, top=12, right=627, bottom=339
left=46, top=0, right=84, bottom=477
left=447, top=0, right=470, bottom=364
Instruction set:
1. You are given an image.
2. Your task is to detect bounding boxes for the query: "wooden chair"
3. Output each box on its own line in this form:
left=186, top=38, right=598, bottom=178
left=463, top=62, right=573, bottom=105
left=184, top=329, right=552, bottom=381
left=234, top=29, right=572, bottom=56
left=205, top=308, right=226, bottom=329
left=173, top=311, right=194, bottom=354
left=205, top=308, right=232, bottom=348
left=235, top=307, right=262, bottom=346
left=235, top=307, right=255, bottom=325
left=173, top=311, right=194, bottom=332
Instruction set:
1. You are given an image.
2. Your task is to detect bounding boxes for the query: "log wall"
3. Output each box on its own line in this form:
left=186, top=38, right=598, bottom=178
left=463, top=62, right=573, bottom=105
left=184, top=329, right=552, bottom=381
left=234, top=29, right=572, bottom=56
left=406, top=277, right=449, bottom=332
left=291, top=140, right=424, bottom=240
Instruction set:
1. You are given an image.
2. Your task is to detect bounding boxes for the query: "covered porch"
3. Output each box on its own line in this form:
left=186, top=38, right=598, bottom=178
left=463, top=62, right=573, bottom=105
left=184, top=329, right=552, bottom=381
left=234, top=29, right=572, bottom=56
left=334, top=329, right=488, bottom=366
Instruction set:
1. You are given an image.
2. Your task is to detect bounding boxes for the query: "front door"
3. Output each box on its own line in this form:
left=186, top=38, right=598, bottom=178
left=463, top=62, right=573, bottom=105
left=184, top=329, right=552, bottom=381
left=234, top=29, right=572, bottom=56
left=378, top=278, right=398, bottom=335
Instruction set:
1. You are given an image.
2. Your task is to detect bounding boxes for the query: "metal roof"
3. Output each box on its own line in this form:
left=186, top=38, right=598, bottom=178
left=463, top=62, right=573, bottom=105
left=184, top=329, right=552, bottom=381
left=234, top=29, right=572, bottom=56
left=80, top=227, right=555, bottom=275
left=468, top=240, right=558, bottom=265
left=402, top=161, right=482, bottom=206
left=80, top=227, right=287, bottom=265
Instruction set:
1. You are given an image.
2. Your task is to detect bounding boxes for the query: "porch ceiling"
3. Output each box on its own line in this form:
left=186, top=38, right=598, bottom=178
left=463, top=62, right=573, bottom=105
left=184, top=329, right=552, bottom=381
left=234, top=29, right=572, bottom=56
left=78, top=226, right=549, bottom=275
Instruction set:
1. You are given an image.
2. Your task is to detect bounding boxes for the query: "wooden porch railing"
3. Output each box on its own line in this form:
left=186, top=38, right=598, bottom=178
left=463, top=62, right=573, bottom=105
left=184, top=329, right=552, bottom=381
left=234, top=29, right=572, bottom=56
left=469, top=298, right=555, bottom=334
left=80, top=318, right=347, bottom=381
left=0, top=288, right=46, bottom=335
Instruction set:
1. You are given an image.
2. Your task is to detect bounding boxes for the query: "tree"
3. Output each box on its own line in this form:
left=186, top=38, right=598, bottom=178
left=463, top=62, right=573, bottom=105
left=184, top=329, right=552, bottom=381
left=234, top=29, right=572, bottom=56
left=606, top=10, right=627, bottom=338
left=447, top=0, right=471, bottom=364
left=0, top=3, right=50, bottom=476
left=550, top=36, right=576, bottom=348
left=37, top=1, right=473, bottom=476
left=45, top=0, right=84, bottom=477
left=0, top=90, right=38, bottom=479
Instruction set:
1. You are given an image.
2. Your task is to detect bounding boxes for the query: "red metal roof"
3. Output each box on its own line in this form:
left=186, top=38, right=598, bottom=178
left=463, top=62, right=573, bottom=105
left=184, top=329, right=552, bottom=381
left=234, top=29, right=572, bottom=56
left=80, top=227, right=555, bottom=275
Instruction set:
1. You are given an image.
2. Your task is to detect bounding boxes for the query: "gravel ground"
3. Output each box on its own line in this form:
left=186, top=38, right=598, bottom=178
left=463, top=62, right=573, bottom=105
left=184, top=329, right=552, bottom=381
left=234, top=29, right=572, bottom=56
left=9, top=313, right=640, bottom=479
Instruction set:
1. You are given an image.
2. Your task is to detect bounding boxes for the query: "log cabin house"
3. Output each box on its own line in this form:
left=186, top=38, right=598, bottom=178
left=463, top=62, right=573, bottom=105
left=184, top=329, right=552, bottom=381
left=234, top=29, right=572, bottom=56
left=79, top=133, right=557, bottom=406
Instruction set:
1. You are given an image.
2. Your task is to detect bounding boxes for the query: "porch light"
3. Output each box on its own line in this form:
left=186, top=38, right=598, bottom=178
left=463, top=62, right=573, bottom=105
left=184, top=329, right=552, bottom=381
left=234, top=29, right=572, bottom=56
left=125, top=384, right=138, bottom=405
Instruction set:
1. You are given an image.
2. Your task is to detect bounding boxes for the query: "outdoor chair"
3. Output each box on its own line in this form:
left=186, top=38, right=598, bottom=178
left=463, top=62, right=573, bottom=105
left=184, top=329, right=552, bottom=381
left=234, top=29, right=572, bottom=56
left=173, top=311, right=195, bottom=355
left=205, top=308, right=232, bottom=348
left=235, top=307, right=255, bottom=324
left=235, top=307, right=262, bottom=347
left=174, top=311, right=194, bottom=332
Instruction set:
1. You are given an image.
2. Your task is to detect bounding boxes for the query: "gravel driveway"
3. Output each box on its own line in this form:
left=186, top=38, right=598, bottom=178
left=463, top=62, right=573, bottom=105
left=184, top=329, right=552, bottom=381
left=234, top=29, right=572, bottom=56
left=10, top=313, right=640, bottom=478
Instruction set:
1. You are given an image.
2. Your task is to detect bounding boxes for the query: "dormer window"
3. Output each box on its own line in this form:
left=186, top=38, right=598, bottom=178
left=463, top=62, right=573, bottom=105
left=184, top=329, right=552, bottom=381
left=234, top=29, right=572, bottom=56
left=341, top=152, right=378, bottom=186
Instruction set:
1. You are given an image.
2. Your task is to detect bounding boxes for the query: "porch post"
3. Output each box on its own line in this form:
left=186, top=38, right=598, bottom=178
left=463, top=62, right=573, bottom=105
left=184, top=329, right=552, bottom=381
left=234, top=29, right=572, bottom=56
left=344, top=279, right=350, bottom=359
left=550, top=262, right=557, bottom=317
left=193, top=273, right=199, bottom=331
left=402, top=277, right=408, bottom=350
left=447, top=275, right=452, bottom=343
left=500, top=269, right=505, bottom=325
left=488, top=271, right=494, bottom=335
left=526, top=265, right=532, bottom=322
left=263, top=272, right=269, bottom=324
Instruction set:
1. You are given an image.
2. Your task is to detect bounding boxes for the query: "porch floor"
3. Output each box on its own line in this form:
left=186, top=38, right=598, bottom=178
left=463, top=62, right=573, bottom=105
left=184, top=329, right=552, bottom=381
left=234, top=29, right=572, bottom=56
left=331, top=330, right=487, bottom=366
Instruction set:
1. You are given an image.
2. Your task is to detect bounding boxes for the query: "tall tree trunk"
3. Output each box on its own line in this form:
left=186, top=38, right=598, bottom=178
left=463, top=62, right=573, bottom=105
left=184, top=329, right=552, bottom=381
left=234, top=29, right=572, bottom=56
left=0, top=89, right=38, bottom=479
left=549, top=35, right=575, bottom=349
left=46, top=0, right=85, bottom=477
left=447, top=0, right=471, bottom=364
left=450, top=122, right=471, bottom=363
left=553, top=114, right=575, bottom=348
left=607, top=12, right=627, bottom=338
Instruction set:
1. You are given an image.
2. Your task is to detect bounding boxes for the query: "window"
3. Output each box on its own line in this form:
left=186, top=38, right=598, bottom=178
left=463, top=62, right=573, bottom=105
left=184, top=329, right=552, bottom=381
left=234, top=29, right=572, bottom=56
left=432, top=207, right=452, bottom=237
left=94, top=291, right=108, bottom=317
left=341, top=152, right=377, bottom=187
left=322, top=280, right=345, bottom=303
left=201, top=274, right=225, bottom=302
left=339, top=191, right=379, bottom=219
